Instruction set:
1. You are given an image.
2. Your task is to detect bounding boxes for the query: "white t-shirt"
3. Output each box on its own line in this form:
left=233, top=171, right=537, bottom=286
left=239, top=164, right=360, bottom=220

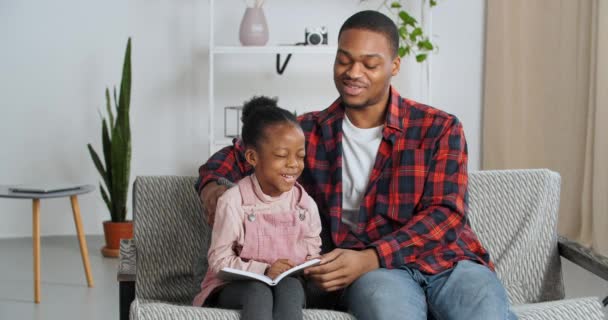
left=341, top=114, right=383, bottom=231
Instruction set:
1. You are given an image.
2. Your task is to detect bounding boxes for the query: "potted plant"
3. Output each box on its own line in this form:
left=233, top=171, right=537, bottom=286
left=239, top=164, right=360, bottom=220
left=87, top=38, right=133, bottom=258
left=362, top=0, right=438, bottom=61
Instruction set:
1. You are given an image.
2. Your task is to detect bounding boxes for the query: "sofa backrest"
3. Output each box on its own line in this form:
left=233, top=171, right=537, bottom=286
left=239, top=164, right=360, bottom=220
left=132, top=169, right=564, bottom=305
left=467, top=169, right=564, bottom=304
left=133, top=176, right=209, bottom=304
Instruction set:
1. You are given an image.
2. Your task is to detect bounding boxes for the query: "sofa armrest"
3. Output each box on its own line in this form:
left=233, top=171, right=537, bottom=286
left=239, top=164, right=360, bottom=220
left=118, top=239, right=136, bottom=282
left=558, top=235, right=608, bottom=282
left=118, top=239, right=136, bottom=320
left=558, top=235, right=608, bottom=307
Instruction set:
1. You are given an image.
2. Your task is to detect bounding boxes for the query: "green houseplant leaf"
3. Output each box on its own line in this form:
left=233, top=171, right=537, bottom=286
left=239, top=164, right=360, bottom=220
left=105, top=88, right=114, bottom=132
left=363, top=0, right=438, bottom=61
left=87, top=38, right=132, bottom=223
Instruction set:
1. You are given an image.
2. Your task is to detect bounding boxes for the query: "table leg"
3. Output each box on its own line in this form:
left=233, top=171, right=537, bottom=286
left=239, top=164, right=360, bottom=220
left=32, top=198, right=40, bottom=303
left=70, top=195, right=94, bottom=287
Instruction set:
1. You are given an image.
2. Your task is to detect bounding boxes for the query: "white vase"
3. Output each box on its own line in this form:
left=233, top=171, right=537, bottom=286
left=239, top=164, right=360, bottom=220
left=239, top=7, right=269, bottom=46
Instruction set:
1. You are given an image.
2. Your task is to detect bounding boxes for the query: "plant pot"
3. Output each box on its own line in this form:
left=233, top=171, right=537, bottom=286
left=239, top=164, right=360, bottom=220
left=101, top=220, right=133, bottom=258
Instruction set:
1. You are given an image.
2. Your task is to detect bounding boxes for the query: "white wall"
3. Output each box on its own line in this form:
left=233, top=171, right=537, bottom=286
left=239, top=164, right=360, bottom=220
left=0, top=0, right=485, bottom=237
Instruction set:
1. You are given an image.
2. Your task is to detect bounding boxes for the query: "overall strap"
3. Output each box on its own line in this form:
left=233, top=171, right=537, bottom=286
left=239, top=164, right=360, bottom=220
left=237, top=176, right=258, bottom=207
left=293, top=182, right=311, bottom=210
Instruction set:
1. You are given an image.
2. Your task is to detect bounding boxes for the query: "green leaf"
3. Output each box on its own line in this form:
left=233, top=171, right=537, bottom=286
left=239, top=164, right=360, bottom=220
left=416, top=53, right=428, bottom=62
left=101, top=119, right=112, bottom=192
left=113, top=86, right=119, bottom=114
left=105, top=88, right=114, bottom=130
left=390, top=1, right=401, bottom=8
left=398, top=26, right=408, bottom=40
left=99, top=183, right=113, bottom=219
left=110, top=128, right=129, bottom=222
left=410, top=27, right=423, bottom=41
left=418, top=39, right=434, bottom=51
left=398, top=11, right=417, bottom=26
left=108, top=37, right=132, bottom=222
left=430, top=0, right=437, bottom=7
left=87, top=144, right=107, bottom=184
left=116, top=38, right=131, bottom=140
left=398, top=46, right=406, bottom=58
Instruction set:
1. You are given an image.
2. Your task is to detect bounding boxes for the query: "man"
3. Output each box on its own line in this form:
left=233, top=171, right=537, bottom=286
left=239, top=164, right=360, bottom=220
left=197, top=10, right=516, bottom=320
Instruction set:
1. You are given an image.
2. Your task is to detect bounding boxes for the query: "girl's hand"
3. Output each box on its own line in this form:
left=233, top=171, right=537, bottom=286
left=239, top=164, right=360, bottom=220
left=265, top=259, right=295, bottom=279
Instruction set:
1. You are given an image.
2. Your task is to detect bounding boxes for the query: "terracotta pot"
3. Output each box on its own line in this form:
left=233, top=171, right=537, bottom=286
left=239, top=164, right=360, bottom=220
left=101, top=220, right=133, bottom=258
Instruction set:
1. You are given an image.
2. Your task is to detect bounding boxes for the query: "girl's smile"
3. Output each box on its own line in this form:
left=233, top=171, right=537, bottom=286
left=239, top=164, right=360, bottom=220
left=245, top=123, right=306, bottom=197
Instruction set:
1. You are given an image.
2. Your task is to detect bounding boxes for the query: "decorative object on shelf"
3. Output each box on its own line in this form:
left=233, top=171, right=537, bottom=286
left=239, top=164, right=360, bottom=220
left=362, top=0, right=437, bottom=61
left=304, top=26, right=328, bottom=46
left=239, top=0, right=269, bottom=46
left=224, top=106, right=243, bottom=138
left=87, top=37, right=134, bottom=258
left=206, top=0, right=339, bottom=155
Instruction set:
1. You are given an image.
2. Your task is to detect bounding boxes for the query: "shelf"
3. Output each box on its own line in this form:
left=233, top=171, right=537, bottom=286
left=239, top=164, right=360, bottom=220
left=206, top=0, right=339, bottom=156
left=212, top=45, right=337, bottom=55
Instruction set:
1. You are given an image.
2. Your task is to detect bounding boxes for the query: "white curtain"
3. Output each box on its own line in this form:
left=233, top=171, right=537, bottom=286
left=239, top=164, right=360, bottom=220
left=483, top=0, right=608, bottom=255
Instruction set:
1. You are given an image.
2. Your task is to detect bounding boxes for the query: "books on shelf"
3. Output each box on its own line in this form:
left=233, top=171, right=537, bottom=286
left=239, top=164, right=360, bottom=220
left=218, top=258, right=321, bottom=286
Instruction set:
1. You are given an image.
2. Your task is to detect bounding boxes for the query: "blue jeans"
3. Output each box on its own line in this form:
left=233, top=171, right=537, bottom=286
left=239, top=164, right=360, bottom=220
left=342, top=260, right=517, bottom=320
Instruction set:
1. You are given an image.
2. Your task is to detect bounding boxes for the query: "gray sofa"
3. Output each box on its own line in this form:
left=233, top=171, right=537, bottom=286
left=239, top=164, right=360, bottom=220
left=118, top=169, right=608, bottom=319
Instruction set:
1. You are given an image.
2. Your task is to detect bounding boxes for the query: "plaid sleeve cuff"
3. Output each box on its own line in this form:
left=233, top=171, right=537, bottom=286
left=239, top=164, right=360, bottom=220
left=368, top=239, right=411, bottom=269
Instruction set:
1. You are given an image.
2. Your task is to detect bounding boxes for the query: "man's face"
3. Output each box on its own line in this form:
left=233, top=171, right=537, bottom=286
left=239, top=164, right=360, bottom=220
left=245, top=123, right=306, bottom=197
left=333, top=28, right=400, bottom=109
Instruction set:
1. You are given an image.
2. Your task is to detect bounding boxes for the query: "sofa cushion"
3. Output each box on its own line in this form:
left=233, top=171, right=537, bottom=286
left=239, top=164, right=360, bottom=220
left=512, top=297, right=604, bottom=320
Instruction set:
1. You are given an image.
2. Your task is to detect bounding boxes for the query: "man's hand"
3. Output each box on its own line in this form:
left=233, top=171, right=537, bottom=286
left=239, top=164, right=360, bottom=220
left=265, top=259, right=295, bottom=280
left=200, top=182, right=228, bottom=225
left=304, top=248, right=380, bottom=292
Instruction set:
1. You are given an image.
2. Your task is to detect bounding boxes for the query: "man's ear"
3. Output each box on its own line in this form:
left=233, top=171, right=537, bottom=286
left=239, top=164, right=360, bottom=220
left=391, top=55, right=401, bottom=76
left=245, top=148, right=258, bottom=167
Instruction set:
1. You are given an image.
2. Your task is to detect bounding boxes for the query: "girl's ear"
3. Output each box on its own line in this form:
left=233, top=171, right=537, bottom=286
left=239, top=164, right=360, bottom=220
left=245, top=148, right=258, bottom=167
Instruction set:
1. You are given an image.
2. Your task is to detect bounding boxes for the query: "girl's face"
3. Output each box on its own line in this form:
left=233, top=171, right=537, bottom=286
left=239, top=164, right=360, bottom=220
left=245, top=123, right=306, bottom=197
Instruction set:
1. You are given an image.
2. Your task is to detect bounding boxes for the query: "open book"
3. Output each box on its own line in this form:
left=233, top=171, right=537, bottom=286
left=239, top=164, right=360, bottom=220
left=218, top=258, right=321, bottom=286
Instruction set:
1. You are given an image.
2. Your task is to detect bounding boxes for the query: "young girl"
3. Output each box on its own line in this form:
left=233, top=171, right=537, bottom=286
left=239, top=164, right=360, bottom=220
left=193, top=96, right=322, bottom=320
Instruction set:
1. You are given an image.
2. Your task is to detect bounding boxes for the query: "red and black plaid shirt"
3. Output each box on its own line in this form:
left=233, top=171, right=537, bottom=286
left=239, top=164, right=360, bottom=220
left=197, top=87, right=493, bottom=274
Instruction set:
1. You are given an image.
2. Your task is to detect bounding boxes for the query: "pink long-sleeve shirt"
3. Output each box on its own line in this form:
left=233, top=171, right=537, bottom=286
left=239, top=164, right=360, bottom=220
left=193, top=174, right=322, bottom=306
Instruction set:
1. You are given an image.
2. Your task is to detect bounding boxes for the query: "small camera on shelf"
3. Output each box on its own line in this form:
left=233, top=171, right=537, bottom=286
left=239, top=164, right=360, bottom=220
left=305, top=26, right=328, bottom=45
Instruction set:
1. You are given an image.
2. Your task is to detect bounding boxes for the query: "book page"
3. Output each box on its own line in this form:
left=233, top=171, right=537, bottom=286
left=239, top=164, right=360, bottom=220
left=218, top=267, right=273, bottom=285
left=219, top=258, right=321, bottom=286
left=272, top=259, right=321, bottom=285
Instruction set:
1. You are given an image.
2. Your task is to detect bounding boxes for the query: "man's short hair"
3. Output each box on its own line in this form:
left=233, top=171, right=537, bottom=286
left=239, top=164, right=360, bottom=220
left=338, top=10, right=399, bottom=57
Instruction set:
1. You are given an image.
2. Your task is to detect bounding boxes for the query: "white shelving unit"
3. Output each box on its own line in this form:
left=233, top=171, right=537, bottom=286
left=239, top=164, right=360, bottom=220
left=207, top=0, right=337, bottom=155
left=213, top=45, right=337, bottom=55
